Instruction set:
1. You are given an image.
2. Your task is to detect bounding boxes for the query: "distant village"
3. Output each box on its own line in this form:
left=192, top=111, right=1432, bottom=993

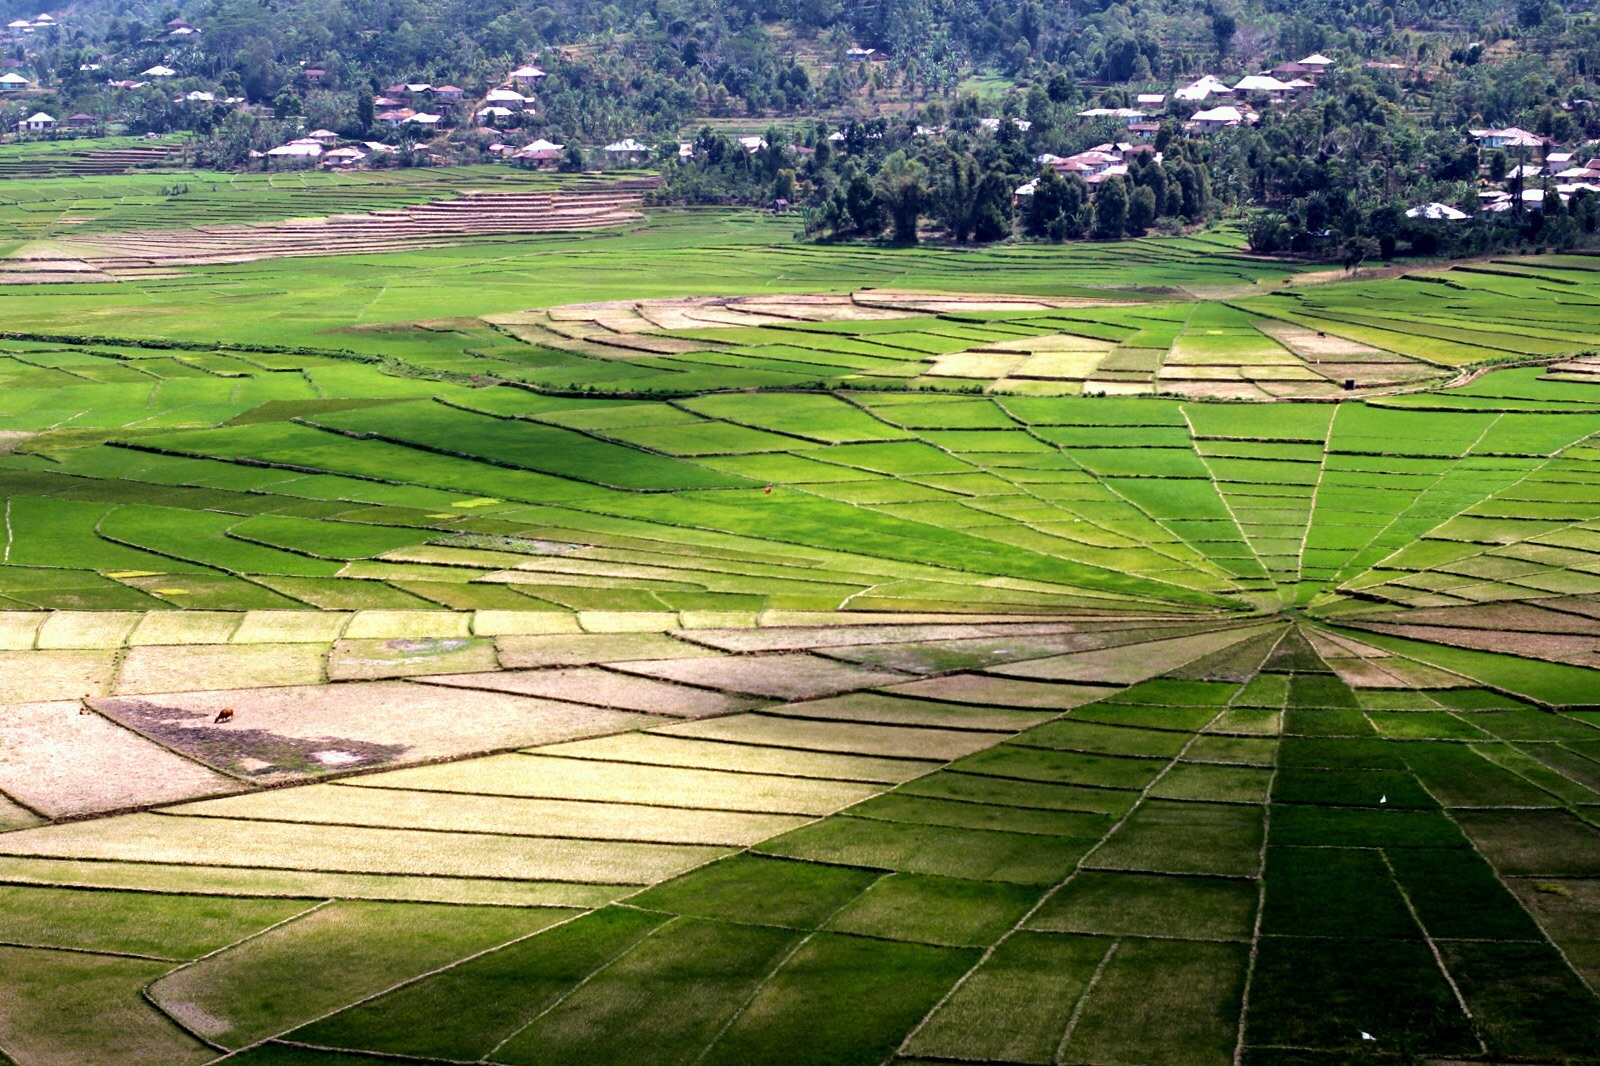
left=0, top=9, right=1585, bottom=226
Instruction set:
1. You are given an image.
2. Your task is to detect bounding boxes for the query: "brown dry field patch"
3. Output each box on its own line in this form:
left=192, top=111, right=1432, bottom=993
left=538, top=731, right=935, bottom=783
left=115, top=643, right=327, bottom=695
left=0, top=186, right=646, bottom=280
left=413, top=665, right=761, bottom=717
left=93, top=681, right=653, bottom=782
left=354, top=752, right=881, bottom=815
left=174, top=784, right=806, bottom=846
left=0, top=700, right=236, bottom=816
left=495, top=630, right=718, bottom=667
left=658, top=712, right=1008, bottom=761
left=881, top=673, right=1116, bottom=708
left=610, top=652, right=911, bottom=699
left=1356, top=622, right=1600, bottom=671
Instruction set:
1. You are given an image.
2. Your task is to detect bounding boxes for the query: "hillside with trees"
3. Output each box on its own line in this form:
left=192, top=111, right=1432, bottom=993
left=2, top=0, right=1599, bottom=256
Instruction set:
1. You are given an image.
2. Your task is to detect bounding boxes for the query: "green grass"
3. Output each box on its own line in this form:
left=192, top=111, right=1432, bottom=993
left=1063, top=938, right=1248, bottom=1066
left=628, top=854, right=879, bottom=927
left=4, top=195, right=1600, bottom=1064
left=1087, top=801, right=1265, bottom=877
left=1245, top=937, right=1475, bottom=1055
left=149, top=901, right=565, bottom=1048
left=493, top=917, right=804, bottom=1066
left=825, top=873, right=1041, bottom=946
left=756, top=817, right=1091, bottom=884
left=293, top=907, right=662, bottom=1060
left=0, top=886, right=307, bottom=960
left=905, top=932, right=1108, bottom=1062
left=696, top=933, right=978, bottom=1066
left=1030, top=871, right=1258, bottom=940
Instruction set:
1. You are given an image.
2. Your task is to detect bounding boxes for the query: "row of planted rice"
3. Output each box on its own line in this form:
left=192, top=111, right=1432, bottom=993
left=0, top=619, right=1299, bottom=1063
left=8, top=621, right=1597, bottom=1064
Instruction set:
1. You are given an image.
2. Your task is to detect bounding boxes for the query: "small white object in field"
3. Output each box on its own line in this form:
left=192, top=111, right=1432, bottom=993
left=313, top=750, right=361, bottom=766
left=1379, top=795, right=1387, bottom=804
left=1360, top=1031, right=1376, bottom=1041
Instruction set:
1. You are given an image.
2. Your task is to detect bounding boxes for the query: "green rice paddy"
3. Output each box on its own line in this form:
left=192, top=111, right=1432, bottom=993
left=2, top=182, right=1600, bottom=1065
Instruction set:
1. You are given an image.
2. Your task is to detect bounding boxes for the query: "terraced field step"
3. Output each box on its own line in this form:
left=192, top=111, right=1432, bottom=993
left=0, top=182, right=655, bottom=278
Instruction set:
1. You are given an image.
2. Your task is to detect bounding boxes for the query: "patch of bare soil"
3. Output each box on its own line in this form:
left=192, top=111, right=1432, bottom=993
left=94, top=681, right=653, bottom=782
left=611, top=652, right=912, bottom=700
left=1356, top=622, right=1600, bottom=671
left=413, top=666, right=761, bottom=717
left=0, top=185, right=647, bottom=281
left=0, top=700, right=235, bottom=816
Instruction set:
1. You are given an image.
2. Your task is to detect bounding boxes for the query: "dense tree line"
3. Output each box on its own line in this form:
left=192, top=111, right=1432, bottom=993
left=10, top=0, right=1600, bottom=258
left=657, top=109, right=1215, bottom=244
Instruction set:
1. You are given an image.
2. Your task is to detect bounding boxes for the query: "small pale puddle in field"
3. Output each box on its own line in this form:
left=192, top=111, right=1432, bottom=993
left=386, top=638, right=473, bottom=657
left=312, top=750, right=361, bottom=766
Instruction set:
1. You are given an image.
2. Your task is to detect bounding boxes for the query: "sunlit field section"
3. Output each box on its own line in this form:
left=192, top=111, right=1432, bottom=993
left=2, top=202, right=1600, bottom=1066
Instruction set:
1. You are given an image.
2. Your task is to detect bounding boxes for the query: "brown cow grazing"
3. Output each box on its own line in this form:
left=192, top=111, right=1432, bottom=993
left=214, top=708, right=235, bottom=724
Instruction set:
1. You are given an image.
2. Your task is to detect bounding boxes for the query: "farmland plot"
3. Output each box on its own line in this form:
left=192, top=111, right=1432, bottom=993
left=4, top=207, right=1600, bottom=1063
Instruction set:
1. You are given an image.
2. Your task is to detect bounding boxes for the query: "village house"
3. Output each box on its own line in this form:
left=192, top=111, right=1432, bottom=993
left=1233, top=74, right=1294, bottom=99
left=1135, top=93, right=1166, bottom=110
left=66, top=112, right=94, bottom=129
left=483, top=88, right=529, bottom=110
left=510, top=65, right=546, bottom=87
left=1299, top=53, right=1334, bottom=73
left=306, top=129, right=340, bottom=145
left=17, top=110, right=53, bottom=132
left=846, top=47, right=876, bottom=61
left=1269, top=61, right=1315, bottom=81
left=320, top=146, right=366, bottom=167
left=1174, top=75, right=1232, bottom=102
left=1405, top=202, right=1469, bottom=221
left=6, top=12, right=54, bottom=34
left=603, top=137, right=650, bottom=164
left=141, top=64, right=177, bottom=78
left=1077, top=107, right=1145, bottom=126
left=428, top=85, right=464, bottom=103
left=266, top=138, right=323, bottom=162
left=0, top=72, right=30, bottom=91
left=980, top=116, right=1032, bottom=132
left=513, top=137, right=564, bottom=168
left=302, top=68, right=325, bottom=84
left=1040, top=147, right=1120, bottom=177
left=1085, top=163, right=1129, bottom=187
left=475, top=106, right=515, bottom=125
left=1555, top=157, right=1600, bottom=180
left=1190, top=104, right=1247, bottom=132
left=1471, top=127, right=1554, bottom=159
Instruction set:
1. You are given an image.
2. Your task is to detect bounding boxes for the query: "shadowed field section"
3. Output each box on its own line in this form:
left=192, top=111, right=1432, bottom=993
left=2, top=619, right=1599, bottom=1064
